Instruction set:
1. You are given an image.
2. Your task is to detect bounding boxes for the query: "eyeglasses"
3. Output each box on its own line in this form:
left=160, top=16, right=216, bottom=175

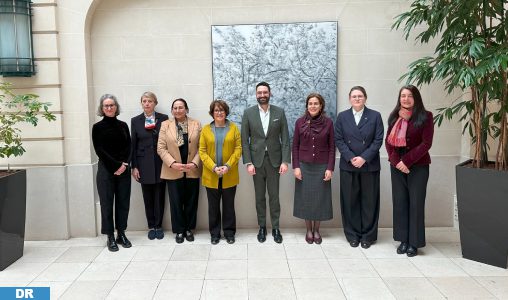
left=103, top=104, right=116, bottom=108
left=214, top=109, right=225, bottom=114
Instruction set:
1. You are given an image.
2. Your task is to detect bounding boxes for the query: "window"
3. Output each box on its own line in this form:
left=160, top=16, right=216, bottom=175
left=0, top=0, right=35, bottom=77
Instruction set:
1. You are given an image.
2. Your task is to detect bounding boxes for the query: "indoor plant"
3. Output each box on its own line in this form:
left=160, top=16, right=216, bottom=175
left=392, top=0, right=508, bottom=268
left=0, top=81, right=55, bottom=271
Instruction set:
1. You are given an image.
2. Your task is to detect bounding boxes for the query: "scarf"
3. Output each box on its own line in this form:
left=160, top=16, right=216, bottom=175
left=176, top=119, right=188, bottom=147
left=300, top=112, right=325, bottom=139
left=387, top=108, right=412, bottom=147
left=144, top=114, right=156, bottom=130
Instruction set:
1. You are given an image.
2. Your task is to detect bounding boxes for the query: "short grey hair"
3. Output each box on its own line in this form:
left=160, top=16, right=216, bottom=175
left=97, top=93, right=121, bottom=117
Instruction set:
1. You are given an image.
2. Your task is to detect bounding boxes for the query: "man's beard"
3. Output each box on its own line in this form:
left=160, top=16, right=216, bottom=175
left=256, top=96, right=269, bottom=105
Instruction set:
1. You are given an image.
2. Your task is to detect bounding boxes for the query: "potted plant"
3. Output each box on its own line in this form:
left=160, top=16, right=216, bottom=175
left=0, top=82, right=55, bottom=271
left=392, top=0, right=508, bottom=268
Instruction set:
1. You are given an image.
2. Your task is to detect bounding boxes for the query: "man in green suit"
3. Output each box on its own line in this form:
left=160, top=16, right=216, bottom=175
left=241, top=82, right=291, bottom=243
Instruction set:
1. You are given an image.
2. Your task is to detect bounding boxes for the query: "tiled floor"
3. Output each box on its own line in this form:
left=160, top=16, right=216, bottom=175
left=1, top=228, right=508, bottom=299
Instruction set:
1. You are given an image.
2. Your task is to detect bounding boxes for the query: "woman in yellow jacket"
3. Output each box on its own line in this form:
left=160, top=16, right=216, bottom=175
left=199, top=99, right=242, bottom=245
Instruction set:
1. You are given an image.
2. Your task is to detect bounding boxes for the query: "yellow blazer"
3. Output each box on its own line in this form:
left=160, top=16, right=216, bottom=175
left=199, top=121, right=242, bottom=189
left=157, top=117, right=202, bottom=180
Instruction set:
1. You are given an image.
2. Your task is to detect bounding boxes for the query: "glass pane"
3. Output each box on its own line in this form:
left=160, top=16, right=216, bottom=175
left=15, top=14, right=31, bottom=58
left=0, top=0, right=34, bottom=76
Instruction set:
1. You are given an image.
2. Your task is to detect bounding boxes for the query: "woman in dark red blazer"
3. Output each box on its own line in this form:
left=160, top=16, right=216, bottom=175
left=292, top=93, right=335, bottom=244
left=386, top=85, right=434, bottom=257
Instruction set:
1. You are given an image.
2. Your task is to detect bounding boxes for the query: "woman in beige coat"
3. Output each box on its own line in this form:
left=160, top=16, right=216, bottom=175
left=157, top=98, right=202, bottom=243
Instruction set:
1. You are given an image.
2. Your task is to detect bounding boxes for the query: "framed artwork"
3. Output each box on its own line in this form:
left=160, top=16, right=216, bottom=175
left=212, top=21, right=338, bottom=137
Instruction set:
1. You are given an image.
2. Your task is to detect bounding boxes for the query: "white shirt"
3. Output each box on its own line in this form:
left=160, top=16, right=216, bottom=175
left=352, top=107, right=364, bottom=125
left=258, top=104, right=270, bottom=136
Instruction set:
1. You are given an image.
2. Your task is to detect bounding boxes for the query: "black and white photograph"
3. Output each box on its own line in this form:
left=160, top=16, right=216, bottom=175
left=212, top=22, right=338, bottom=136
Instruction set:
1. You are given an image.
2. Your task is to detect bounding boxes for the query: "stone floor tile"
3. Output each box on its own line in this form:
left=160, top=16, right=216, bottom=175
left=153, top=279, right=203, bottom=300
left=56, top=246, right=104, bottom=263
left=171, top=244, right=210, bottom=261
left=248, top=278, right=296, bottom=300
left=35, top=262, right=89, bottom=281
left=202, top=279, right=248, bottom=300
left=340, top=277, right=396, bottom=299
left=248, top=259, right=291, bottom=279
left=163, top=260, right=207, bottom=280
left=369, top=258, right=424, bottom=277
left=59, top=280, right=115, bottom=300
left=288, top=259, right=334, bottom=279
left=293, top=278, right=346, bottom=300
left=106, top=280, right=158, bottom=300
left=209, top=244, right=247, bottom=260
left=429, top=276, right=496, bottom=299
left=205, top=260, right=247, bottom=279
left=77, top=261, right=128, bottom=281
left=329, top=258, right=379, bottom=278
left=384, top=277, right=445, bottom=299
left=119, top=261, right=167, bottom=280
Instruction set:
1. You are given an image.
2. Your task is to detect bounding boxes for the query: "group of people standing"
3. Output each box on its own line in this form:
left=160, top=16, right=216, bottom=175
left=91, top=82, right=433, bottom=257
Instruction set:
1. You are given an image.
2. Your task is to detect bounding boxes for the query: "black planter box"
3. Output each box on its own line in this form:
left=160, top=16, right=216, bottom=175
left=456, top=160, right=508, bottom=268
left=0, top=170, right=26, bottom=271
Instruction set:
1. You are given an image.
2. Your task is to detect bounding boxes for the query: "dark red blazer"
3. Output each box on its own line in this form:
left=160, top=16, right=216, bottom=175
left=385, top=111, right=434, bottom=168
left=292, top=115, right=335, bottom=171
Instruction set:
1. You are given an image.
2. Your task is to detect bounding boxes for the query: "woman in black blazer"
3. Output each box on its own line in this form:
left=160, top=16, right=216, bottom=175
left=335, top=86, right=384, bottom=249
left=131, top=92, right=169, bottom=240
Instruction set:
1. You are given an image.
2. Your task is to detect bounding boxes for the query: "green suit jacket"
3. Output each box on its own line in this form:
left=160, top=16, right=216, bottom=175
left=241, top=104, right=291, bottom=168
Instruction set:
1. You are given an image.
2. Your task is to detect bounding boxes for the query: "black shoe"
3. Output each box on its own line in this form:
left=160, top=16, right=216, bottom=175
left=397, top=242, right=409, bottom=254
left=175, top=233, right=185, bottom=244
left=147, top=229, right=156, bottom=240
left=361, top=241, right=371, bottom=249
left=211, top=236, right=220, bottom=245
left=185, top=230, right=194, bottom=242
left=406, top=246, right=418, bottom=257
left=116, top=231, right=132, bottom=248
left=107, top=234, right=119, bottom=252
left=272, top=229, right=283, bottom=243
left=257, top=227, right=267, bottom=243
left=349, top=240, right=360, bottom=248
left=226, top=236, right=235, bottom=244
left=155, top=228, right=164, bottom=240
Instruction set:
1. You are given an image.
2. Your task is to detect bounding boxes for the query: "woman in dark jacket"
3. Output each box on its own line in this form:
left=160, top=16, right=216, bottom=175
left=292, top=93, right=335, bottom=244
left=335, top=86, right=384, bottom=249
left=131, top=92, right=168, bottom=240
left=386, top=85, right=434, bottom=257
left=92, top=94, right=132, bottom=252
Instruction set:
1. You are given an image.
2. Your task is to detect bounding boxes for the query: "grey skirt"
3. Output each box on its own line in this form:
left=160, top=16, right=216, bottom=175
left=293, top=162, right=333, bottom=221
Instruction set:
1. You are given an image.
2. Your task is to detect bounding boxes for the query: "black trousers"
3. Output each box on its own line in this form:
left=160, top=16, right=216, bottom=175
left=206, top=178, right=236, bottom=238
left=253, top=153, right=281, bottom=228
left=96, top=162, right=131, bottom=235
left=141, top=182, right=166, bottom=229
left=391, top=165, right=429, bottom=248
left=167, top=177, right=200, bottom=234
left=339, top=170, right=380, bottom=243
